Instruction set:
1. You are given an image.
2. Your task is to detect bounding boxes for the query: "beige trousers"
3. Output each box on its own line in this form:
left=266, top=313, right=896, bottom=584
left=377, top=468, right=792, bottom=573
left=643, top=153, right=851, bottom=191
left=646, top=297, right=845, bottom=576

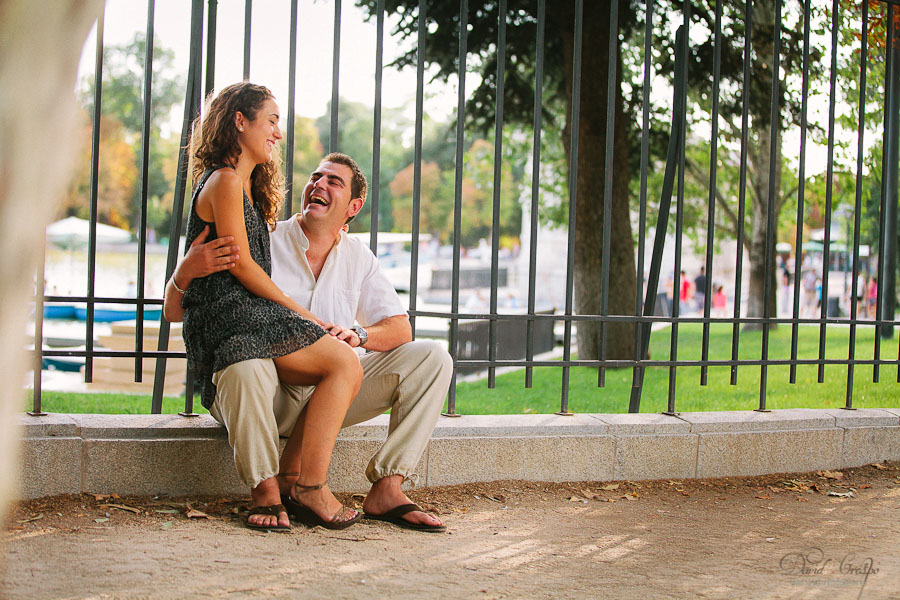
left=209, top=339, right=452, bottom=489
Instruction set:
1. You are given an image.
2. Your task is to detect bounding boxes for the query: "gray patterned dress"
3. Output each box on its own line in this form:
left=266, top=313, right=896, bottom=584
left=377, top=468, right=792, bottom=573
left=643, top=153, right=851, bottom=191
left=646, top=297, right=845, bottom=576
left=182, top=167, right=325, bottom=409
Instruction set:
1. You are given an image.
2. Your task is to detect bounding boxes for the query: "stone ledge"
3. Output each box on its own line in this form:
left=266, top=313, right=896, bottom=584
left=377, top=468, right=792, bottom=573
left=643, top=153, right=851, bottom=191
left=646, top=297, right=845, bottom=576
left=16, top=409, right=900, bottom=499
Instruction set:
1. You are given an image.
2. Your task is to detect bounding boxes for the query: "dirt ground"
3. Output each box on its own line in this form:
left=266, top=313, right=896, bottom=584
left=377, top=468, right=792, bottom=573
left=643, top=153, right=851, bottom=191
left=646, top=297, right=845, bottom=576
left=3, top=463, right=899, bottom=600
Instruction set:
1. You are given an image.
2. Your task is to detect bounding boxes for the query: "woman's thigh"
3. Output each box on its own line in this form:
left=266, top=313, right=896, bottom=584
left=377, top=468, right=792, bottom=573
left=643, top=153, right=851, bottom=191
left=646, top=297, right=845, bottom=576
left=273, top=334, right=359, bottom=386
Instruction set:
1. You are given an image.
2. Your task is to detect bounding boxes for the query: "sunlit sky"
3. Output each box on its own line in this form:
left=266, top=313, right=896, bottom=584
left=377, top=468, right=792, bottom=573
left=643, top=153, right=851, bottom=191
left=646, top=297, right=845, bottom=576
left=78, top=0, right=461, bottom=133
left=76, top=0, right=871, bottom=183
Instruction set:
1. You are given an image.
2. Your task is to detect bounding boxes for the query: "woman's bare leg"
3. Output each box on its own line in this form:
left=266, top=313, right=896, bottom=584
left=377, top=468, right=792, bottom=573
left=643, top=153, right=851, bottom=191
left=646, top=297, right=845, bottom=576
left=273, top=334, right=362, bottom=521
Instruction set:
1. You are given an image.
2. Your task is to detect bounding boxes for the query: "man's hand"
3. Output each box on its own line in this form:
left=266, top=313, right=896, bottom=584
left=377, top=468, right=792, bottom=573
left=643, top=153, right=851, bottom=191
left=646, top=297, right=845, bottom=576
left=321, top=322, right=361, bottom=347
left=179, top=225, right=239, bottom=283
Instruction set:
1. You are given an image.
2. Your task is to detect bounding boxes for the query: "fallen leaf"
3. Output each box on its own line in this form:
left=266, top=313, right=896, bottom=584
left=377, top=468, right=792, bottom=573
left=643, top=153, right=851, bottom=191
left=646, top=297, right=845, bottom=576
left=827, top=491, right=854, bottom=498
left=755, top=495, right=771, bottom=500
left=185, top=504, right=209, bottom=519
left=92, top=493, right=120, bottom=501
left=580, top=489, right=599, bottom=500
left=765, top=537, right=776, bottom=543
left=568, top=496, right=582, bottom=502
left=872, top=463, right=888, bottom=470
left=818, top=470, right=844, bottom=480
left=161, top=521, right=173, bottom=531
left=94, top=517, right=109, bottom=523
left=16, top=513, right=44, bottom=524
left=154, top=509, right=179, bottom=514
left=860, top=484, right=871, bottom=489
left=796, top=497, right=809, bottom=502
left=599, top=484, right=620, bottom=491
left=484, top=495, right=504, bottom=503
left=101, top=503, right=141, bottom=514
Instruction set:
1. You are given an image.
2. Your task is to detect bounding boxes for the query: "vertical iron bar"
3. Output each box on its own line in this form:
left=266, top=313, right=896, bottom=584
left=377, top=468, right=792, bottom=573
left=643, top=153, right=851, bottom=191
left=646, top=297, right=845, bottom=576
left=597, top=0, right=618, bottom=388
left=85, top=3, right=106, bottom=384
left=330, top=0, right=342, bottom=151
left=628, top=26, right=684, bottom=413
left=284, top=0, right=299, bottom=217
left=759, top=0, right=782, bottom=411
left=134, top=0, right=156, bottom=383
left=790, top=0, right=812, bottom=384
left=633, top=0, right=653, bottom=358
left=668, top=2, right=690, bottom=414
left=369, top=0, right=385, bottom=248
left=204, top=0, right=217, bottom=97
left=874, top=3, right=892, bottom=382
left=152, top=0, right=204, bottom=414
left=526, top=0, right=546, bottom=389
left=445, top=0, right=468, bottom=416
left=700, top=0, right=722, bottom=386
left=883, top=9, right=900, bottom=345
left=408, top=0, right=427, bottom=338
left=560, top=0, right=584, bottom=415
left=31, top=239, right=48, bottom=415
left=488, top=0, right=507, bottom=388
left=243, top=0, right=251, bottom=79
left=818, top=0, right=841, bottom=383
left=730, top=0, right=752, bottom=386
left=845, top=0, right=868, bottom=409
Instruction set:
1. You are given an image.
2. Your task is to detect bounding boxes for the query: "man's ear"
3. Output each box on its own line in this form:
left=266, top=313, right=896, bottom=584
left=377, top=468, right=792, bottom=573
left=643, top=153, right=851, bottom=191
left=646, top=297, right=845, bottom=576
left=348, top=197, right=364, bottom=219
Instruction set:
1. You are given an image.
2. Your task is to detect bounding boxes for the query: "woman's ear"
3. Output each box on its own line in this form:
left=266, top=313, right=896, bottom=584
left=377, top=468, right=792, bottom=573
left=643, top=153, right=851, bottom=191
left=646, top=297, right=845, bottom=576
left=234, top=111, right=246, bottom=133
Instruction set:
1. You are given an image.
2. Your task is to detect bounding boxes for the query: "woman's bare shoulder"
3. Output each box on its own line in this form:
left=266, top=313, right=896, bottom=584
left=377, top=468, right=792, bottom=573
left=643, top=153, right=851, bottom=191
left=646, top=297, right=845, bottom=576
left=203, top=167, right=241, bottom=194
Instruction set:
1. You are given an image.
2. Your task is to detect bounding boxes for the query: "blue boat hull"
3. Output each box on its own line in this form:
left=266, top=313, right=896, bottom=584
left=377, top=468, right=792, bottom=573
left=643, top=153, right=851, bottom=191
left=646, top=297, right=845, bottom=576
left=74, top=306, right=162, bottom=322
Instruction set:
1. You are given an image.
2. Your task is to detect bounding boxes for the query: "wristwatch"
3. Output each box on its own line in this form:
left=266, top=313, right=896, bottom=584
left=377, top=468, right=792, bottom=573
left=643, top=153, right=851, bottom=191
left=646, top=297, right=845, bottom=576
left=351, top=325, right=368, bottom=348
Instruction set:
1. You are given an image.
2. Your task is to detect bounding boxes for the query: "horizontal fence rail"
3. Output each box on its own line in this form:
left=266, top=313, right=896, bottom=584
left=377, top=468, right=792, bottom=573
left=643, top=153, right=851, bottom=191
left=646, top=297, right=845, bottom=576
left=30, top=0, right=900, bottom=417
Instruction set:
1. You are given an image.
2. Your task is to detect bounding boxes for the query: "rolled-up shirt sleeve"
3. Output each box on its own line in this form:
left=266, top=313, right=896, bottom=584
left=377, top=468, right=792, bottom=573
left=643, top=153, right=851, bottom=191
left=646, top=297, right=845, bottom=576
left=356, top=251, right=408, bottom=327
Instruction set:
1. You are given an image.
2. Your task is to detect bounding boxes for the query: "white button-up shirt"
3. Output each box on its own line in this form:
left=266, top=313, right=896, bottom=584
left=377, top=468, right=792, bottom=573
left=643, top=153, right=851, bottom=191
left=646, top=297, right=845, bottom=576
left=269, top=216, right=407, bottom=328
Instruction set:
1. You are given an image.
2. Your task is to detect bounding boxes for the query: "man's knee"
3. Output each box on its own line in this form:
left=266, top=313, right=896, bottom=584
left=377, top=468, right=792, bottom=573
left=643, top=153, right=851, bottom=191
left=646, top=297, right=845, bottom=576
left=398, top=339, right=453, bottom=382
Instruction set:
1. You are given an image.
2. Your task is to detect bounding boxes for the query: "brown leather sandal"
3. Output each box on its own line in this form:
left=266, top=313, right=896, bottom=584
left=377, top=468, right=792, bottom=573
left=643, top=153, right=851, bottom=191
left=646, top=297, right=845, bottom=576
left=283, top=481, right=361, bottom=530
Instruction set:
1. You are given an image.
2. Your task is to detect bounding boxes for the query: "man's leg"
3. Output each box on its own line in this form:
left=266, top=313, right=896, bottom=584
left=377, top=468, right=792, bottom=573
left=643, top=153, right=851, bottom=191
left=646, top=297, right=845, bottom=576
left=211, top=359, right=288, bottom=529
left=345, top=340, right=452, bottom=527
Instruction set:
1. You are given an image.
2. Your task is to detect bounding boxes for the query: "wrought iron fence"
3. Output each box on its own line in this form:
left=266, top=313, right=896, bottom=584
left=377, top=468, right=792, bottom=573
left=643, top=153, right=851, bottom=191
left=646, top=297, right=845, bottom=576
left=30, top=0, right=900, bottom=416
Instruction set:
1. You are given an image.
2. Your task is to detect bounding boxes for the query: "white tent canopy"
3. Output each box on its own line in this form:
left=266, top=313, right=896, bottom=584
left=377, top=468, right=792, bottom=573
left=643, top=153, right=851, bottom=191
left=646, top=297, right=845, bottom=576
left=46, top=216, right=131, bottom=247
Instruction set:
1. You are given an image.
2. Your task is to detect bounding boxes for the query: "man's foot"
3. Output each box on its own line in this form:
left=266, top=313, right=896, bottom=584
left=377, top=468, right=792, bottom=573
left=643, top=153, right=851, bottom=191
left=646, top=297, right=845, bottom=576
left=362, top=475, right=445, bottom=531
left=249, top=477, right=291, bottom=530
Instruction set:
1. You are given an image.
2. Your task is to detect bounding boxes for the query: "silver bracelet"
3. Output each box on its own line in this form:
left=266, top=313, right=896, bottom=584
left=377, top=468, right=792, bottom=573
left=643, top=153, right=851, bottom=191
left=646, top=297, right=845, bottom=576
left=171, top=277, right=187, bottom=295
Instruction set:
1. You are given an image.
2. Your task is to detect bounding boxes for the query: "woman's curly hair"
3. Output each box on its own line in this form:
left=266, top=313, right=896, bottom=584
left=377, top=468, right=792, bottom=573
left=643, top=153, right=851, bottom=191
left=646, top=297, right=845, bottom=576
left=189, top=82, right=284, bottom=225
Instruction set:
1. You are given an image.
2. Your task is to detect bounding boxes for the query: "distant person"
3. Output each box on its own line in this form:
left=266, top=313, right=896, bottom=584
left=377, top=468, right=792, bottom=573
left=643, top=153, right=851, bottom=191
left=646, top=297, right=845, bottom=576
left=713, top=284, right=727, bottom=317
left=866, top=276, right=878, bottom=319
left=802, top=270, right=818, bottom=317
left=780, top=269, right=792, bottom=316
left=694, top=267, right=707, bottom=312
left=679, top=270, right=691, bottom=307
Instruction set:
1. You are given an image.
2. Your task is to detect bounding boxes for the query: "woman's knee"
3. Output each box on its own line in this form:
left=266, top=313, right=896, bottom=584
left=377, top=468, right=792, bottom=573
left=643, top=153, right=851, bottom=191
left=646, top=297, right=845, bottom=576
left=322, top=336, right=364, bottom=384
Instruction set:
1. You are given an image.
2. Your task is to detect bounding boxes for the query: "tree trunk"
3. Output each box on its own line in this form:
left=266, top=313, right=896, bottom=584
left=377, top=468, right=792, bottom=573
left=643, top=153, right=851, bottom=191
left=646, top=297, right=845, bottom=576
left=555, top=3, right=636, bottom=362
left=744, top=121, right=781, bottom=330
left=0, top=0, right=102, bottom=539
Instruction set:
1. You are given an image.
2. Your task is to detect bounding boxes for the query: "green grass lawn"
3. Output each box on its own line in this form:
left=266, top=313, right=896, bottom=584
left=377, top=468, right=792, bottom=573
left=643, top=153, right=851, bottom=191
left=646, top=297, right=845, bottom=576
left=452, top=323, right=900, bottom=415
left=25, top=324, right=900, bottom=415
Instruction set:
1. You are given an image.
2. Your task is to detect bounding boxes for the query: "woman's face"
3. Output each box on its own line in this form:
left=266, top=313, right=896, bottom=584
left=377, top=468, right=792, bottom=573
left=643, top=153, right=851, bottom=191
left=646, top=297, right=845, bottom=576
left=236, top=97, right=283, bottom=164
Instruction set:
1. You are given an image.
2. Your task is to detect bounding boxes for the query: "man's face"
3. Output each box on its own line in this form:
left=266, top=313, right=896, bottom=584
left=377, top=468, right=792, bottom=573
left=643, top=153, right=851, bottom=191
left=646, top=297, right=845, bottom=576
left=300, top=161, right=363, bottom=229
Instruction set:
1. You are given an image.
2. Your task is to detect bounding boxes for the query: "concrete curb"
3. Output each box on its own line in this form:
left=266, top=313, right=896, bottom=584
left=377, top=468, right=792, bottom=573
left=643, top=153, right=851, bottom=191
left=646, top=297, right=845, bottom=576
left=17, top=408, right=900, bottom=499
